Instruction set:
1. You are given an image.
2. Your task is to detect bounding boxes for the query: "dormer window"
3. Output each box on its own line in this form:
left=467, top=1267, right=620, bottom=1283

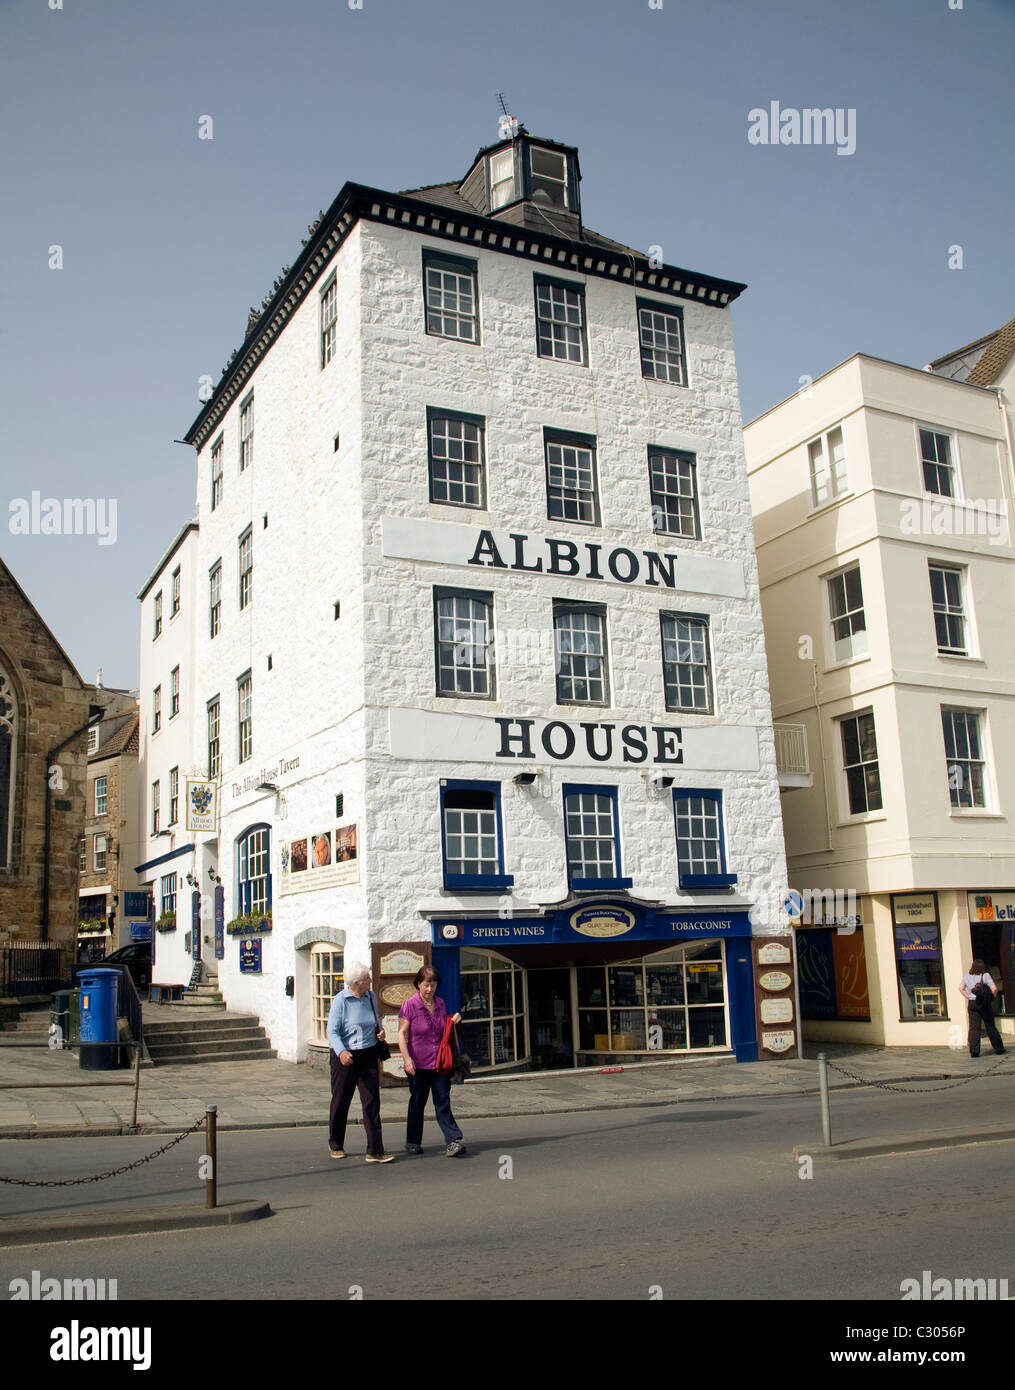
left=530, top=146, right=568, bottom=208
left=489, top=149, right=515, bottom=209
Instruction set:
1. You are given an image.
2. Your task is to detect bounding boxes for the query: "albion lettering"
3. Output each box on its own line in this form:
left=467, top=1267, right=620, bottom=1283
left=495, top=717, right=682, bottom=764
left=469, top=529, right=677, bottom=588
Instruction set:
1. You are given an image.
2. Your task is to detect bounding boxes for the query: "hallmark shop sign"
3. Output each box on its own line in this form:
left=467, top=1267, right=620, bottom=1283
left=389, top=707, right=759, bottom=771
left=381, top=516, right=747, bottom=599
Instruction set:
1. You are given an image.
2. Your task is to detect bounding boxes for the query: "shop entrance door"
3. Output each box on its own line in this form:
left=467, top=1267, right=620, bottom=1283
left=527, top=969, right=574, bottom=1069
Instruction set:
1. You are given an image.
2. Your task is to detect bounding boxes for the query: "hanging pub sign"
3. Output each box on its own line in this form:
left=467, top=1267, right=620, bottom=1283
left=280, top=824, right=360, bottom=894
left=186, top=779, right=219, bottom=832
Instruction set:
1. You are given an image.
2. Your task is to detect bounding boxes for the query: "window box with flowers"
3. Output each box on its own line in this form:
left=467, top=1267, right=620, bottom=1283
left=156, top=911, right=177, bottom=933
left=78, top=919, right=108, bottom=936
left=225, top=910, right=272, bottom=937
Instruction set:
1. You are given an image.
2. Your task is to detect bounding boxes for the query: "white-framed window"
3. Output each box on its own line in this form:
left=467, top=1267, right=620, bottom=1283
left=434, top=589, right=494, bottom=698
left=534, top=276, right=587, bottom=364
left=545, top=430, right=599, bottom=525
left=488, top=149, right=516, bottom=210
left=79, top=837, right=86, bottom=873
left=239, top=394, right=254, bottom=472
left=239, top=528, right=252, bottom=610
left=459, top=949, right=526, bottom=1068
left=649, top=447, right=700, bottom=539
left=554, top=602, right=609, bottom=705
left=87, top=725, right=99, bottom=753
left=929, top=563, right=967, bottom=656
left=209, top=560, right=222, bottom=638
left=827, top=565, right=867, bottom=663
left=942, top=708, right=987, bottom=810
left=211, top=436, right=223, bottom=510
left=94, top=775, right=107, bottom=817
left=661, top=614, right=713, bottom=712
left=237, top=672, right=252, bottom=763
left=423, top=251, right=478, bottom=343
left=152, top=685, right=161, bottom=734
left=311, top=944, right=344, bottom=1046
left=171, top=566, right=181, bottom=617
left=638, top=300, right=686, bottom=385
left=93, top=833, right=107, bottom=873
left=919, top=426, right=955, bottom=497
left=320, top=275, right=337, bottom=367
left=808, top=425, right=848, bottom=507
left=169, top=767, right=179, bottom=826
left=440, top=782, right=512, bottom=890
left=427, top=410, right=485, bottom=508
left=170, top=665, right=180, bottom=719
left=840, top=710, right=882, bottom=816
left=161, top=872, right=177, bottom=917
left=151, top=781, right=160, bottom=835
left=153, top=591, right=162, bottom=640
left=207, top=696, right=220, bottom=780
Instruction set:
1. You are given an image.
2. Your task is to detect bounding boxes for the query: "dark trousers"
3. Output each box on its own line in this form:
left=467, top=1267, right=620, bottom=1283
left=407, top=1069, right=462, bottom=1147
left=329, top=1046, right=384, bottom=1154
left=968, top=1004, right=1005, bottom=1057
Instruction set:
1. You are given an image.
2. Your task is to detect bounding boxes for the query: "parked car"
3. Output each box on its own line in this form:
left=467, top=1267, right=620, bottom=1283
left=97, top=942, right=152, bottom=990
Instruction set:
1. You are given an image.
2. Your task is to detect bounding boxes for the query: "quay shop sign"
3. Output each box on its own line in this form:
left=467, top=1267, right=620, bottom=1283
left=381, top=516, right=747, bottom=599
left=389, top=707, right=759, bottom=772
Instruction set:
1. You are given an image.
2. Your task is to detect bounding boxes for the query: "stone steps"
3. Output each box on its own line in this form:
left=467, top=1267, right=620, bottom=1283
left=143, top=1013, right=276, bottom=1066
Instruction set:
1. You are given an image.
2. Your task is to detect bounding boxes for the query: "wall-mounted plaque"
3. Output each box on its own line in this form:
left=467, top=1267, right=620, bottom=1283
left=380, top=949, right=425, bottom=976
left=759, top=970, right=792, bottom=992
left=761, top=997, right=794, bottom=1024
left=758, top=941, right=792, bottom=965
left=762, top=1030, right=795, bottom=1053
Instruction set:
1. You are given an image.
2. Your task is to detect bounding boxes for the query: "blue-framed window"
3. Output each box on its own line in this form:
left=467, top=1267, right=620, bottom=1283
left=440, top=781, right=513, bottom=891
left=673, top=790, right=737, bottom=890
left=563, top=785, right=632, bottom=891
left=237, top=824, right=272, bottom=917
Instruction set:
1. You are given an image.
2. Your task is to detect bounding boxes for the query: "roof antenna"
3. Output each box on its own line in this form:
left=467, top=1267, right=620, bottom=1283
left=497, top=93, right=519, bottom=141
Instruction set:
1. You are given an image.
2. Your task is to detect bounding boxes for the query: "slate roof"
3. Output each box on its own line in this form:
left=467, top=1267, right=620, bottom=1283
left=90, top=711, right=139, bottom=762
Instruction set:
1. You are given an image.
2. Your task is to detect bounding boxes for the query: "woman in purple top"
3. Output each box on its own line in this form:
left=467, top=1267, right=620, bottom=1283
left=397, top=965, right=466, bottom=1157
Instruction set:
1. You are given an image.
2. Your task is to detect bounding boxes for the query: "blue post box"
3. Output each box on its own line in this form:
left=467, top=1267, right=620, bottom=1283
left=78, top=968, right=120, bottom=1071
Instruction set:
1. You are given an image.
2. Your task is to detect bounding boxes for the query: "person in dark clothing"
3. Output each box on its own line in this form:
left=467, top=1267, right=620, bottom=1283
left=959, top=958, right=1006, bottom=1058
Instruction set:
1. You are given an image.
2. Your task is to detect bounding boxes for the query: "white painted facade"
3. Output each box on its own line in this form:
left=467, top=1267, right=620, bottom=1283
left=148, top=136, right=789, bottom=1066
left=746, top=351, right=1015, bottom=1046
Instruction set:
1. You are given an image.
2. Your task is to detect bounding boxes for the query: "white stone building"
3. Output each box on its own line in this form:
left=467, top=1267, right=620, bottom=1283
left=152, top=127, right=790, bottom=1068
left=135, top=522, right=204, bottom=984
left=745, top=326, right=1015, bottom=1048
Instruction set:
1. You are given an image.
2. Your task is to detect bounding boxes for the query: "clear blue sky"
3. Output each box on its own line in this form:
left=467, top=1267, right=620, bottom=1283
left=2, top=0, right=1013, bottom=689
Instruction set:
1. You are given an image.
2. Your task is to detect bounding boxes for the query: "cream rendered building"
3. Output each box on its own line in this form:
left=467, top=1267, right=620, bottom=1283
left=745, top=330, right=1015, bottom=1048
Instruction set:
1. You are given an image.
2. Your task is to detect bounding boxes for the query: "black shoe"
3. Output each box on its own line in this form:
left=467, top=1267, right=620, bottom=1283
left=405, top=1144, right=424, bottom=1155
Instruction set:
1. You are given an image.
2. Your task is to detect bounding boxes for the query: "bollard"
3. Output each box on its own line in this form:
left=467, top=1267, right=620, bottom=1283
left=205, top=1105, right=217, bottom=1209
left=817, top=1051, right=832, bottom=1148
left=131, top=1043, right=141, bottom=1129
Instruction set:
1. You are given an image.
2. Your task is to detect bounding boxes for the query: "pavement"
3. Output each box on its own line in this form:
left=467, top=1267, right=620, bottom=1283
left=1, top=1007, right=1012, bottom=1246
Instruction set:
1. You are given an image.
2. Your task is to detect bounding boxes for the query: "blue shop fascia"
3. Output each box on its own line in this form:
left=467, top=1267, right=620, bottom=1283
left=426, top=897, right=762, bottom=1071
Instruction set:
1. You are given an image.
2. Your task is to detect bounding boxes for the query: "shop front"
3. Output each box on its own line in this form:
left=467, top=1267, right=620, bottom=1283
left=430, top=899, right=761, bottom=1069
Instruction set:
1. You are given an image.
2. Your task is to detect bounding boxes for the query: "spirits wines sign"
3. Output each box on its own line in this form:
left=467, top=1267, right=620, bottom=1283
left=389, top=707, right=760, bottom=771
left=381, top=516, right=746, bottom=598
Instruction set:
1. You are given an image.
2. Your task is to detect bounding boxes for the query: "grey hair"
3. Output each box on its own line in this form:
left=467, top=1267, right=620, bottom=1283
left=345, top=961, right=371, bottom=985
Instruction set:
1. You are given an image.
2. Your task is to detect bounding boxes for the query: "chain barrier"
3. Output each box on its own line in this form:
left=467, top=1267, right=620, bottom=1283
left=824, top=1051, right=1013, bottom=1094
left=0, top=1115, right=207, bottom=1187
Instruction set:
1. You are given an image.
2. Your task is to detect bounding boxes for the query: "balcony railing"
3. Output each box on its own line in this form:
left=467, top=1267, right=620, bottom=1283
left=774, top=723, right=812, bottom=787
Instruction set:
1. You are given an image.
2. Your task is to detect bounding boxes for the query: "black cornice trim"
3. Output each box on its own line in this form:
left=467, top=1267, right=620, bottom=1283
left=184, top=182, right=748, bottom=451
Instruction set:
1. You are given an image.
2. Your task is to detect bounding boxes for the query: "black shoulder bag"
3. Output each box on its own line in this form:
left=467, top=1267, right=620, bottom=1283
left=368, top=992, right=392, bottom=1060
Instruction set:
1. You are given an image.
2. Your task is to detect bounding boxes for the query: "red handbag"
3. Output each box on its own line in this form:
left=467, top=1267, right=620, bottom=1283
left=435, top=1017, right=456, bottom=1074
